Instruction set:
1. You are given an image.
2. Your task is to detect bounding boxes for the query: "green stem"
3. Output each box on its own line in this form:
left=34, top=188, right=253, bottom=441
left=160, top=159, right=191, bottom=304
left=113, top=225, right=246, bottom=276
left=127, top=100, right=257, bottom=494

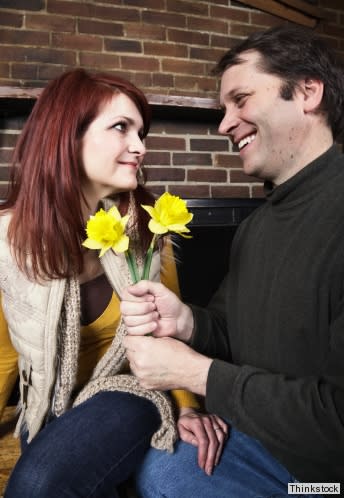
left=141, top=234, right=157, bottom=280
left=125, top=250, right=140, bottom=284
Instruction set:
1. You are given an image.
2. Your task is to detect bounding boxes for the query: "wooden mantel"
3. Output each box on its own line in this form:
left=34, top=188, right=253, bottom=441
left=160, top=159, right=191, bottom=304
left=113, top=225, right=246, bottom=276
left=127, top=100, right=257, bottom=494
left=0, top=86, right=222, bottom=121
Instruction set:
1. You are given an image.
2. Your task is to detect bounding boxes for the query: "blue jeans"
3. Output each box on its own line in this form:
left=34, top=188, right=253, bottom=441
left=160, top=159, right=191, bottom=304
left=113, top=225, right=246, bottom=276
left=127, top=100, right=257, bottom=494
left=136, top=427, right=323, bottom=498
left=4, top=391, right=161, bottom=498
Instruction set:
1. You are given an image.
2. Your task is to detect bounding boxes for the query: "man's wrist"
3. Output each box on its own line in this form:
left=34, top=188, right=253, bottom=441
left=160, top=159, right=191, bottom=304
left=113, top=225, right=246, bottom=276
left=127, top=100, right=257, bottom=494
left=176, top=303, right=194, bottom=343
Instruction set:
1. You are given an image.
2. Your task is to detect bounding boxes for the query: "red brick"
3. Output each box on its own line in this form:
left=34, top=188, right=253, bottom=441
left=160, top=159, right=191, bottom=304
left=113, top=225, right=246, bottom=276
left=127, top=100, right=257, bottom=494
left=211, top=6, right=249, bottom=23
left=173, top=152, right=212, bottom=166
left=130, top=72, right=153, bottom=88
left=144, top=42, right=188, bottom=58
left=125, top=23, right=166, bottom=41
left=142, top=11, right=186, bottom=29
left=120, top=56, right=159, bottom=71
left=190, top=138, right=228, bottom=152
left=52, top=33, right=102, bottom=51
left=38, top=65, right=69, bottom=80
left=1, top=0, right=43, bottom=9
left=174, top=75, right=217, bottom=93
left=78, top=19, right=123, bottom=37
left=252, top=185, right=265, bottom=198
left=105, top=39, right=142, bottom=53
left=48, top=0, right=97, bottom=17
left=230, top=169, right=262, bottom=184
left=122, top=0, right=161, bottom=7
left=187, top=16, right=228, bottom=35
left=168, top=185, right=210, bottom=198
left=0, top=12, right=23, bottom=27
left=0, top=29, right=49, bottom=45
left=0, top=46, right=76, bottom=65
left=146, top=167, right=185, bottom=181
left=146, top=185, right=166, bottom=197
left=166, top=0, right=208, bottom=16
left=146, top=136, right=186, bottom=150
left=26, top=13, right=75, bottom=32
left=162, top=59, right=205, bottom=75
left=79, top=52, right=120, bottom=68
left=190, top=46, right=227, bottom=62
left=215, top=154, right=242, bottom=168
left=230, top=24, right=266, bottom=38
left=12, top=64, right=39, bottom=80
left=168, top=28, right=209, bottom=45
left=187, top=168, right=227, bottom=182
left=144, top=151, right=171, bottom=165
left=152, top=73, right=174, bottom=88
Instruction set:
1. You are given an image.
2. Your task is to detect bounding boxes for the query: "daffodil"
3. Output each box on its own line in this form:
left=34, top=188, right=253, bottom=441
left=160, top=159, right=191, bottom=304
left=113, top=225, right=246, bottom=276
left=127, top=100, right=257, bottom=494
left=141, top=192, right=193, bottom=237
left=140, top=193, right=193, bottom=279
left=82, top=193, right=193, bottom=284
left=82, top=206, right=129, bottom=258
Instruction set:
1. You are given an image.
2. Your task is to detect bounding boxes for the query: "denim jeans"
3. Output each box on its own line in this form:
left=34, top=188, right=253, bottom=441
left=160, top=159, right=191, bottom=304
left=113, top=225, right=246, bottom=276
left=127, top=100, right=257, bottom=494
left=135, top=426, right=323, bottom=498
left=4, top=391, right=160, bottom=498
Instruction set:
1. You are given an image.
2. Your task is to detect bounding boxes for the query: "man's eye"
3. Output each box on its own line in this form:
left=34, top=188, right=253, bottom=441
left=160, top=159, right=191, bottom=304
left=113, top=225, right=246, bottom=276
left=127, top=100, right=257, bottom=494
left=235, top=94, right=247, bottom=107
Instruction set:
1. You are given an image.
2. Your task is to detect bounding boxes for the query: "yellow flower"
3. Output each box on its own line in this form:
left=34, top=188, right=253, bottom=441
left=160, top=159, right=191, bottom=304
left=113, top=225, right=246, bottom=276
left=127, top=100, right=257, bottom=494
left=82, top=206, right=129, bottom=257
left=141, top=192, right=193, bottom=237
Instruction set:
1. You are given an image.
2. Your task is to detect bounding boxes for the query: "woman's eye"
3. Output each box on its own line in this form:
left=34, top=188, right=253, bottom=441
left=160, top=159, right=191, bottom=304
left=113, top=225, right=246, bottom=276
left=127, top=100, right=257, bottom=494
left=113, top=122, right=127, bottom=132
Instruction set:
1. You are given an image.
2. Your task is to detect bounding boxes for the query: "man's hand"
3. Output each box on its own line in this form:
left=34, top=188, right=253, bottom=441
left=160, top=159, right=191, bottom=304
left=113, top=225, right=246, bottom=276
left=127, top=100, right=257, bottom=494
left=121, top=280, right=194, bottom=343
left=123, top=334, right=212, bottom=396
left=177, top=409, right=228, bottom=475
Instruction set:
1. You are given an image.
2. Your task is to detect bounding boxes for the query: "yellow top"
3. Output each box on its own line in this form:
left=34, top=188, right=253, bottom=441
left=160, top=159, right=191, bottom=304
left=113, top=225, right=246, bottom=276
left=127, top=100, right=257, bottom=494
left=0, top=240, right=199, bottom=420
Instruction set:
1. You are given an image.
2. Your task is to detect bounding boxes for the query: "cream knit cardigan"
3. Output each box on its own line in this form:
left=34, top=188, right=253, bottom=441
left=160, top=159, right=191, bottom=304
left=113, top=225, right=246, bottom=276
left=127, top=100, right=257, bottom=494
left=0, top=202, right=177, bottom=452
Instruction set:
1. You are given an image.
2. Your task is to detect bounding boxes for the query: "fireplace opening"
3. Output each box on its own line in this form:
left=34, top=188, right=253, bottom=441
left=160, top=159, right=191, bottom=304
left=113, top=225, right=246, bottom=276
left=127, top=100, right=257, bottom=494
left=175, top=198, right=264, bottom=307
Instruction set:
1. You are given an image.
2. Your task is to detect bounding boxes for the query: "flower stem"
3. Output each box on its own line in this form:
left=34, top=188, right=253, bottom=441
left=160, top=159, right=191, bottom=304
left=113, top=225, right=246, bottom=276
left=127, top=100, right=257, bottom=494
left=141, top=234, right=157, bottom=280
left=125, top=250, right=140, bottom=284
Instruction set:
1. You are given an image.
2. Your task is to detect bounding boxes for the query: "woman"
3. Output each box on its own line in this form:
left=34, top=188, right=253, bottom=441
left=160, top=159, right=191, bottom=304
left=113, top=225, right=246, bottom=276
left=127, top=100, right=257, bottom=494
left=0, top=69, right=227, bottom=497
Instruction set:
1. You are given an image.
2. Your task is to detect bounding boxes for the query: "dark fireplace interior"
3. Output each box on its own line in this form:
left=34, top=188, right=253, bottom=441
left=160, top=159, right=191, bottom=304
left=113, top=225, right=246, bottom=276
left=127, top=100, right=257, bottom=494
left=176, top=198, right=264, bottom=307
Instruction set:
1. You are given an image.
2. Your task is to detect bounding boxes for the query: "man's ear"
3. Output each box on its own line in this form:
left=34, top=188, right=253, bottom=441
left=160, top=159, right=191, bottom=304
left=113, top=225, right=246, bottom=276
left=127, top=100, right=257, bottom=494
left=302, top=78, right=324, bottom=113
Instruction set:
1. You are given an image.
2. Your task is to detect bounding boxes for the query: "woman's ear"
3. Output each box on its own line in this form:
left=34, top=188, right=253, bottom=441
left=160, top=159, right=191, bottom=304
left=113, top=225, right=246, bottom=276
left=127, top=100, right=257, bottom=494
left=302, top=78, right=324, bottom=113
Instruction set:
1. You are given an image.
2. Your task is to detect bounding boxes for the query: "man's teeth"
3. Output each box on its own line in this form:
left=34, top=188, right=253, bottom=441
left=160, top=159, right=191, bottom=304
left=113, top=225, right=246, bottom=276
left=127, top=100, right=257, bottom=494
left=238, top=134, right=256, bottom=150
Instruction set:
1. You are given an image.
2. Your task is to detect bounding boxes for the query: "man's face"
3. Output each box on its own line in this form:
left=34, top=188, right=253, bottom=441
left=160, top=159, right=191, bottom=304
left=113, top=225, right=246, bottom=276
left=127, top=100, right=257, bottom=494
left=218, top=50, right=308, bottom=185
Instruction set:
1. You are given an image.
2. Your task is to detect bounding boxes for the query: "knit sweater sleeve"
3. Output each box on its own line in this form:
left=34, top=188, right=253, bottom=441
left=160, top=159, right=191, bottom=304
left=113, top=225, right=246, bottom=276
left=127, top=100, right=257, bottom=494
left=0, top=292, right=18, bottom=421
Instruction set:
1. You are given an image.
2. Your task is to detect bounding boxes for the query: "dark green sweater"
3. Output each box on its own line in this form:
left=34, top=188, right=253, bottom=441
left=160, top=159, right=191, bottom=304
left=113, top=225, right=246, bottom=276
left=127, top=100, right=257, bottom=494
left=191, top=145, right=344, bottom=484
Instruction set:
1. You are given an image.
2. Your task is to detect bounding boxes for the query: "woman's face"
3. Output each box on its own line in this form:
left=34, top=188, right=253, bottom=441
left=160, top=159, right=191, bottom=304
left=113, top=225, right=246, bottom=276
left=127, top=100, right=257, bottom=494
left=81, top=92, right=146, bottom=207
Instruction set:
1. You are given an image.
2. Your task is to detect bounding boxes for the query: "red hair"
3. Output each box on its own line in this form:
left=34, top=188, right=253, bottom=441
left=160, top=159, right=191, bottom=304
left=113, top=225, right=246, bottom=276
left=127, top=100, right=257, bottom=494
left=1, top=68, right=154, bottom=280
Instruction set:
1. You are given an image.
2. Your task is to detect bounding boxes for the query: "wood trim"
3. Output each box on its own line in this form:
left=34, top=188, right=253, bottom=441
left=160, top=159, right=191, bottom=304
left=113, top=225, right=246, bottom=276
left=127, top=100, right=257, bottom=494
left=0, top=86, right=220, bottom=111
left=240, top=0, right=319, bottom=27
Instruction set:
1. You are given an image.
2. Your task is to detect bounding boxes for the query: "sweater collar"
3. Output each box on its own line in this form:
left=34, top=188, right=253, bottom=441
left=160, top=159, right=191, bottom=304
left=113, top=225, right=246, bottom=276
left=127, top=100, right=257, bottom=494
left=264, top=145, right=342, bottom=206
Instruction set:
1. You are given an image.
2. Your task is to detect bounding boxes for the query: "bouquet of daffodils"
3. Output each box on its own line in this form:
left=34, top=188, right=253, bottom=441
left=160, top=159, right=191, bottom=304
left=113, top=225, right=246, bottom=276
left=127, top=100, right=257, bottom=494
left=82, top=192, right=193, bottom=283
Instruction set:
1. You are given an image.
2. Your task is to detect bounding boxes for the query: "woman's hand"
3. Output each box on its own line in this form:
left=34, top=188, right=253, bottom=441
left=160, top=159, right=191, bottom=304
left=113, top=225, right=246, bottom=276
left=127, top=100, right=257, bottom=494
left=177, top=408, right=228, bottom=476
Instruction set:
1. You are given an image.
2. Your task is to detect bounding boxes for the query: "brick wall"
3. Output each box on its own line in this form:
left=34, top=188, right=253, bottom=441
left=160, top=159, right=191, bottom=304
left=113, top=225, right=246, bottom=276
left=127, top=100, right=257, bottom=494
left=0, top=0, right=343, bottom=199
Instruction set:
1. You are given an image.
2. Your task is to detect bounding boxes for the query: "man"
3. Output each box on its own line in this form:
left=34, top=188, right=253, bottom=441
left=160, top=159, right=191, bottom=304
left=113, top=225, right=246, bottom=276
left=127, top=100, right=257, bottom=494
left=121, top=24, right=344, bottom=497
